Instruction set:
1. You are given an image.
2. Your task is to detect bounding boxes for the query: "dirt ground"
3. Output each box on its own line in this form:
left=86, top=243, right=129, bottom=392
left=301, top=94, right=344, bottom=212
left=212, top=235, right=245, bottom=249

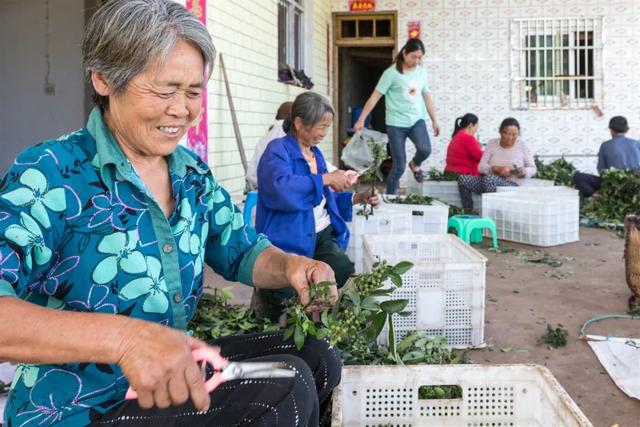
left=204, top=226, right=640, bottom=427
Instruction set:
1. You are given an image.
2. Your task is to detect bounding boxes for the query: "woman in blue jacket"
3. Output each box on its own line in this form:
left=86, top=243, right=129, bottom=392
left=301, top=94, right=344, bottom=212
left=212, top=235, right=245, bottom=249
left=257, top=92, right=379, bottom=311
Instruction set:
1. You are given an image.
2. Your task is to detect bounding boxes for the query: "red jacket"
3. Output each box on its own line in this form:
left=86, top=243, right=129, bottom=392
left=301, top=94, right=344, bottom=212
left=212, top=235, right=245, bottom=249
left=445, top=131, right=483, bottom=176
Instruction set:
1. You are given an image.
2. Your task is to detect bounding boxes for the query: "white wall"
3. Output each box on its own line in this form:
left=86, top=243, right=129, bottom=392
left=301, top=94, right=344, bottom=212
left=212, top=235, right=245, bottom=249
left=0, top=0, right=85, bottom=176
left=332, top=0, right=640, bottom=174
left=206, top=0, right=333, bottom=193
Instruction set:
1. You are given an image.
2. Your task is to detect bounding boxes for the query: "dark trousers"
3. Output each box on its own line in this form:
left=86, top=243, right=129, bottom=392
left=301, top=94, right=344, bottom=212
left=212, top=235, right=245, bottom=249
left=572, top=172, right=602, bottom=197
left=386, top=119, right=432, bottom=194
left=93, top=332, right=341, bottom=427
left=261, top=225, right=354, bottom=307
left=255, top=225, right=354, bottom=320
left=457, top=174, right=517, bottom=210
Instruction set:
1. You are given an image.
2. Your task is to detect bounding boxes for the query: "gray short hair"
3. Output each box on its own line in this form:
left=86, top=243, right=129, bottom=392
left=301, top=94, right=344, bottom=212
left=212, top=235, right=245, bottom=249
left=83, top=0, right=216, bottom=110
left=289, top=92, right=335, bottom=133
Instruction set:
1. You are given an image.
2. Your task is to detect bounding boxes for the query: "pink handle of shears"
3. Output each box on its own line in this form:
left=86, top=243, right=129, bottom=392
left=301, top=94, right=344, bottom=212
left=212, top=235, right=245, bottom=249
left=125, top=347, right=228, bottom=400
left=344, top=170, right=359, bottom=185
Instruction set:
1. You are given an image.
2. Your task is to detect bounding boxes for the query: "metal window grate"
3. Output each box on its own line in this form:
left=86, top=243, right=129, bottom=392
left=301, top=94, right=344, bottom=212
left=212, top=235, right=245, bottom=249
left=510, top=17, right=604, bottom=110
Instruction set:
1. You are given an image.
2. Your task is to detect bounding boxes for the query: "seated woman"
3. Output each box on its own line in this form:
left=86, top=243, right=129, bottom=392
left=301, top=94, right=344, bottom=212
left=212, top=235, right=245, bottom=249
left=256, top=92, right=379, bottom=313
left=444, top=113, right=483, bottom=211
left=458, top=118, right=536, bottom=211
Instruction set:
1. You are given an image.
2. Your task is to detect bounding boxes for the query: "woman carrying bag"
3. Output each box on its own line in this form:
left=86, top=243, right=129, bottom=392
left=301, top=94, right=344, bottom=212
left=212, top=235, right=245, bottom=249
left=354, top=38, right=440, bottom=194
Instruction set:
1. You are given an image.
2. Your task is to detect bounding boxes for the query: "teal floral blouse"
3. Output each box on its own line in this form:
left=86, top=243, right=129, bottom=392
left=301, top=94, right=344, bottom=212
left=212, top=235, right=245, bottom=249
left=1, top=108, right=270, bottom=426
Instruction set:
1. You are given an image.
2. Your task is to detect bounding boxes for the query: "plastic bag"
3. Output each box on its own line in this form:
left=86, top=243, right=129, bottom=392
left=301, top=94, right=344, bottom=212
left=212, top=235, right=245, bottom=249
left=341, top=128, right=388, bottom=171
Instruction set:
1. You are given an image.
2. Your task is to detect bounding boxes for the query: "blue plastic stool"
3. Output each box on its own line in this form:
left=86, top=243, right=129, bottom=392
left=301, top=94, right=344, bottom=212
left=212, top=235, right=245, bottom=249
left=243, top=191, right=258, bottom=227
left=447, top=214, right=498, bottom=248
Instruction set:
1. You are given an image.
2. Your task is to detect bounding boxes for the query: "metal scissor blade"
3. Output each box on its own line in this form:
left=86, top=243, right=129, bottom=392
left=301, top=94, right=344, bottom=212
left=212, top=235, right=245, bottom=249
left=222, top=362, right=296, bottom=381
left=240, top=368, right=296, bottom=379
left=357, top=164, right=376, bottom=176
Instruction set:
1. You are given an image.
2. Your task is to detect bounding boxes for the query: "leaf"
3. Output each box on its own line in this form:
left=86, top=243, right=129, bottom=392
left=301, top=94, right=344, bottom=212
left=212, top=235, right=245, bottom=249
left=220, top=286, right=235, bottom=301
left=283, top=324, right=295, bottom=341
left=500, top=347, right=512, bottom=353
left=347, top=291, right=360, bottom=307
left=366, top=289, right=393, bottom=297
left=364, top=312, right=387, bottom=342
left=401, top=351, right=426, bottom=364
left=380, top=299, right=409, bottom=314
left=360, top=296, right=378, bottom=311
left=392, top=261, right=414, bottom=275
left=396, top=333, right=420, bottom=353
left=306, top=321, right=317, bottom=336
left=293, top=324, right=305, bottom=350
left=388, top=272, right=402, bottom=287
left=321, top=310, right=330, bottom=327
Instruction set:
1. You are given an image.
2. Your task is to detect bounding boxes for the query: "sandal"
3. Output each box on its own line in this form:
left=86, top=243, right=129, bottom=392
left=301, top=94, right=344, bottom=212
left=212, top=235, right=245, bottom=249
left=412, top=168, right=425, bottom=183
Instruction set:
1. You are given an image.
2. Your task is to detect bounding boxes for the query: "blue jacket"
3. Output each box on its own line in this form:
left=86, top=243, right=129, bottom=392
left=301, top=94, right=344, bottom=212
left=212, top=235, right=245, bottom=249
left=597, top=135, right=640, bottom=173
left=256, top=133, right=353, bottom=257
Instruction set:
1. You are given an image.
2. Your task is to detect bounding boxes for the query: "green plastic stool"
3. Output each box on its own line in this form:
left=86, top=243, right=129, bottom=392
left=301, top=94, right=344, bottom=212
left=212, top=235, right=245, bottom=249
left=447, top=215, right=498, bottom=248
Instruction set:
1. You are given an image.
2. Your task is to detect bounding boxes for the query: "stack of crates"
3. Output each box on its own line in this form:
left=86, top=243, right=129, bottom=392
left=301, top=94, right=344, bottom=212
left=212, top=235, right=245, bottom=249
left=363, top=234, right=487, bottom=348
left=347, top=208, right=412, bottom=273
left=482, top=190, right=579, bottom=246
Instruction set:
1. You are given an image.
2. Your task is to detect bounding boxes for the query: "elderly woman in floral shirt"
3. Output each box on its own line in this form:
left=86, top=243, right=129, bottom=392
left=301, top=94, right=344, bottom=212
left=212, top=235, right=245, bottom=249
left=0, top=1, right=340, bottom=426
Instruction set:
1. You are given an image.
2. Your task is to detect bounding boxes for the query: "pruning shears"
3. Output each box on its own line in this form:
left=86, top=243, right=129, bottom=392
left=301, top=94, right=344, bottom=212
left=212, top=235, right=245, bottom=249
left=125, top=347, right=295, bottom=400
left=344, top=164, right=377, bottom=184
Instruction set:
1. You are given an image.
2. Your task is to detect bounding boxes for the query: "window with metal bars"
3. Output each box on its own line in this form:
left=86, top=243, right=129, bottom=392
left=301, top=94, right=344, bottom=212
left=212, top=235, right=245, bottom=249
left=511, top=18, right=603, bottom=110
left=278, top=0, right=305, bottom=72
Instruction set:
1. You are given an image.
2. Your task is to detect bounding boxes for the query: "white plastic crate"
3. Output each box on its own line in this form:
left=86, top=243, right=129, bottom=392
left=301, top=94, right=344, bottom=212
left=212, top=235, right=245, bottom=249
left=407, top=180, right=482, bottom=213
left=363, top=234, right=486, bottom=348
left=482, top=192, right=580, bottom=247
left=380, top=195, right=449, bottom=234
left=497, top=184, right=577, bottom=195
left=347, top=209, right=412, bottom=273
left=331, top=364, right=592, bottom=427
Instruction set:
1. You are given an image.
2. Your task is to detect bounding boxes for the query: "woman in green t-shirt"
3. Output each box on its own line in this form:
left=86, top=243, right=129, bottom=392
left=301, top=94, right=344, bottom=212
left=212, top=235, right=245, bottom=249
left=354, top=38, right=440, bottom=194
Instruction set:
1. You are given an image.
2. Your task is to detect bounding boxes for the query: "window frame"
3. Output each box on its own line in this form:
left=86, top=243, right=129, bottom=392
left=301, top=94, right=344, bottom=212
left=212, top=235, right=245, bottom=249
left=278, top=0, right=305, bottom=72
left=510, top=17, right=604, bottom=111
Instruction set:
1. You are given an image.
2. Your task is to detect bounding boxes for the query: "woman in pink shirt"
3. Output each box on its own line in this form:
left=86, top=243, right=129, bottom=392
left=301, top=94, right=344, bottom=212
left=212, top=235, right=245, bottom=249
left=458, top=117, right=536, bottom=211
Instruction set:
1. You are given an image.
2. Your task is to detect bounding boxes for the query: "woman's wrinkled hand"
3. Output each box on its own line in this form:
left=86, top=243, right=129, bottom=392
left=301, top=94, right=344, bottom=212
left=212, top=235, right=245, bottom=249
left=116, top=320, right=213, bottom=411
left=323, top=170, right=353, bottom=192
left=284, top=255, right=338, bottom=310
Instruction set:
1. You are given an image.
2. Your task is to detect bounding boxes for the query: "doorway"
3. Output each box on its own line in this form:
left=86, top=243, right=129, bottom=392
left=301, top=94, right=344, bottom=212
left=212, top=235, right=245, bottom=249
left=332, top=12, right=397, bottom=166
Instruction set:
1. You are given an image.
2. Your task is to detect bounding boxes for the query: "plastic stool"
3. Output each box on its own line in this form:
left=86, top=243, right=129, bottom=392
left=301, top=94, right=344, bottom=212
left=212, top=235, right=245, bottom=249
left=447, top=215, right=498, bottom=248
left=243, top=191, right=258, bottom=227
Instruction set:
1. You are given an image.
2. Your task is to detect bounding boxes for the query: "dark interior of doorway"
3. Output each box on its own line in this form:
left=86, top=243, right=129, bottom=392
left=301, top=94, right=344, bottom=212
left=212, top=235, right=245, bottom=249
left=337, top=46, right=393, bottom=167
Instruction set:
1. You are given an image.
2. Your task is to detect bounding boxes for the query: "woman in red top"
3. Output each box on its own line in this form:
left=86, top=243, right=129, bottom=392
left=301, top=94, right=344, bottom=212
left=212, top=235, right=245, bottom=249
left=445, top=113, right=482, bottom=175
left=444, top=113, right=484, bottom=212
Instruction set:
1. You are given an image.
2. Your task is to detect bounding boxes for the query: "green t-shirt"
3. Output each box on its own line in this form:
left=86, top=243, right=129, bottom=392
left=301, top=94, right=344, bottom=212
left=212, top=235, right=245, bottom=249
left=375, top=65, right=430, bottom=128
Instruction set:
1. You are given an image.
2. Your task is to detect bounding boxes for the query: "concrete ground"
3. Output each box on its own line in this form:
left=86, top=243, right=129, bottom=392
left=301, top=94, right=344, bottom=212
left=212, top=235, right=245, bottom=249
left=203, top=226, right=640, bottom=427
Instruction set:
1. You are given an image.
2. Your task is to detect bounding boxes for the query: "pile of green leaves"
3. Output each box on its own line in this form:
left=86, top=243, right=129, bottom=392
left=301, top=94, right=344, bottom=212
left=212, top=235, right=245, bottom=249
left=584, top=168, right=640, bottom=224
left=188, top=287, right=279, bottom=340
left=394, top=333, right=471, bottom=365
left=384, top=194, right=435, bottom=205
left=427, top=168, right=459, bottom=182
left=534, top=156, right=576, bottom=187
left=538, top=324, right=569, bottom=348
